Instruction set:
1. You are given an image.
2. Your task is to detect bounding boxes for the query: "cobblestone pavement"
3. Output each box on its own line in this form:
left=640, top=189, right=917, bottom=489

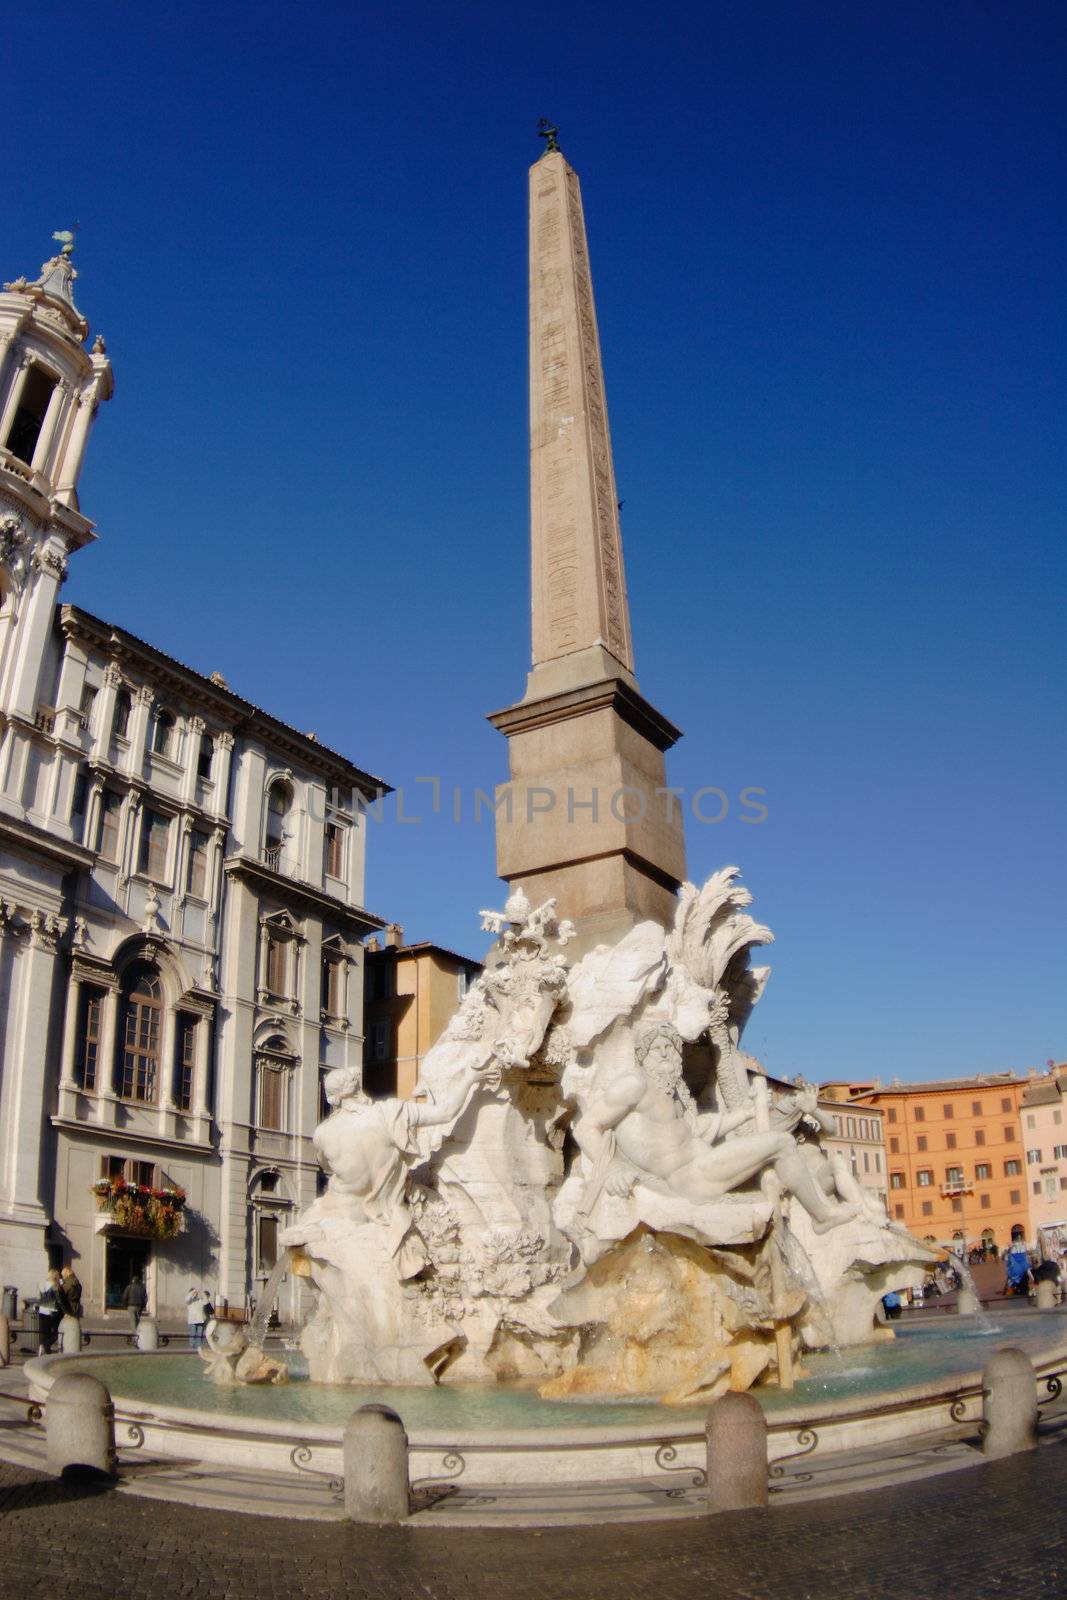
left=1, top=1435, right=1066, bottom=1600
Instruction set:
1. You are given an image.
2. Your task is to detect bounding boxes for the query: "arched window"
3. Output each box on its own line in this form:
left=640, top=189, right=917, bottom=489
left=151, top=707, right=176, bottom=757
left=256, top=1036, right=290, bottom=1131
left=120, top=965, right=162, bottom=1102
left=264, top=781, right=291, bottom=858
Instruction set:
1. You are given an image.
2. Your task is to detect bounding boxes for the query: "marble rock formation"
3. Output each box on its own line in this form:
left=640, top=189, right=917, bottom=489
left=281, top=870, right=933, bottom=1400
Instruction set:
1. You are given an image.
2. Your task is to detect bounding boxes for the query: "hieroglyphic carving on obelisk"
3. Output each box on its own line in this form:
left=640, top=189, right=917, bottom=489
left=528, top=150, right=634, bottom=686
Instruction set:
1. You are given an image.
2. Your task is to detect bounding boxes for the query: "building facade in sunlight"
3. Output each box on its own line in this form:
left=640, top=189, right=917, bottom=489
left=0, top=243, right=389, bottom=1322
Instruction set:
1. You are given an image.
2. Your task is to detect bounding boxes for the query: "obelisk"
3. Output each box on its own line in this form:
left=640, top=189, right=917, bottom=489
left=489, top=135, right=686, bottom=943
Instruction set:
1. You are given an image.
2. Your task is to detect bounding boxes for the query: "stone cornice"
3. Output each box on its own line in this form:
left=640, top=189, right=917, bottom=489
left=0, top=812, right=95, bottom=872
left=224, top=851, right=387, bottom=931
left=488, top=676, right=682, bottom=752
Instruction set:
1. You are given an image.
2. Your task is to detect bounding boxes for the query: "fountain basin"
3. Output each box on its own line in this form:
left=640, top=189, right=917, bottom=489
left=26, top=1314, right=1067, bottom=1491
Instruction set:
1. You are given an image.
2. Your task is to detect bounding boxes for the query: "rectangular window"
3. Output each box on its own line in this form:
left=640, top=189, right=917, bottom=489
left=1027, top=1148, right=1042, bottom=1165
left=131, top=1160, right=155, bottom=1190
left=875, top=1151, right=882, bottom=1173
left=138, top=809, right=171, bottom=880
left=1055, top=1109, right=1063, bottom=1126
left=1003, top=1126, right=1013, bottom=1142
left=1033, top=1181, right=1042, bottom=1196
left=79, top=684, right=97, bottom=730
left=1044, top=1174, right=1057, bottom=1200
left=887, top=1107, right=897, bottom=1124
left=917, top=1170, right=932, bottom=1187
left=102, top=1154, right=125, bottom=1181
left=259, top=1067, right=284, bottom=1132
left=1061, top=1178, right=1067, bottom=1192
left=946, top=1166, right=964, bottom=1186
left=946, top=1132, right=957, bottom=1150
left=847, top=1118, right=855, bottom=1138
left=371, top=1019, right=389, bottom=1063
left=943, top=1103, right=954, bottom=1119
left=975, top=1128, right=985, bottom=1146
left=916, top=1135, right=927, bottom=1152
left=951, top=1197, right=962, bottom=1213
left=1004, top=1159, right=1021, bottom=1177
left=922, top=1201, right=933, bottom=1216
left=975, top=1163, right=991, bottom=1181
left=894, top=1204, right=905, bottom=1220
left=71, top=770, right=89, bottom=839
left=175, top=1015, right=196, bottom=1112
left=890, top=1172, right=904, bottom=1190
left=980, top=1193, right=990, bottom=1209
left=914, top=1106, right=925, bottom=1122
left=324, top=821, right=345, bottom=879
left=98, top=790, right=123, bottom=861
left=863, top=1151, right=870, bottom=1173
left=972, top=1101, right=983, bottom=1117
left=187, top=829, right=210, bottom=898
left=1026, top=1114, right=1036, bottom=1130
left=1001, top=1097, right=1012, bottom=1113
left=6, top=365, right=56, bottom=463
left=1054, top=1146, right=1067, bottom=1161
left=1010, top=1188, right=1021, bottom=1205
left=321, top=956, right=345, bottom=1018
left=76, top=987, right=103, bottom=1091
left=266, top=934, right=287, bottom=997
left=197, top=734, right=214, bottom=781
left=258, top=1214, right=279, bottom=1272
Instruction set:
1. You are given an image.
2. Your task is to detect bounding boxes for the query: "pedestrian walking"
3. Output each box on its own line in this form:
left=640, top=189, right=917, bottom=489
left=37, top=1269, right=62, bottom=1354
left=123, top=1272, right=148, bottom=1329
left=59, top=1265, right=82, bottom=1320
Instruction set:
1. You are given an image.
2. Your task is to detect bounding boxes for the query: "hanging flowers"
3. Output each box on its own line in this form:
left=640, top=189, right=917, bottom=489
left=92, top=1178, right=187, bottom=1239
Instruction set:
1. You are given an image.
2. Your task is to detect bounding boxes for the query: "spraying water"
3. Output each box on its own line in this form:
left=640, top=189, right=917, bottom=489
left=247, top=1251, right=290, bottom=1348
left=950, top=1251, right=995, bottom=1333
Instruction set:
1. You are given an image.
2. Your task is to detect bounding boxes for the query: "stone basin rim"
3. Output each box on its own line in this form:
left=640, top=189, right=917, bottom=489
left=25, top=1338, right=1067, bottom=1449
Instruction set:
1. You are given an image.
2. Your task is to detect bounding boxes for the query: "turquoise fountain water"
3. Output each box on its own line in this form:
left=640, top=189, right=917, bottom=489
left=77, top=1309, right=1064, bottom=1432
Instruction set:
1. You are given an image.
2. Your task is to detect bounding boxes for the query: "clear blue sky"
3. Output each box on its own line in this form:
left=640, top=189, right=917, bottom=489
left=9, top=1, right=1064, bottom=1083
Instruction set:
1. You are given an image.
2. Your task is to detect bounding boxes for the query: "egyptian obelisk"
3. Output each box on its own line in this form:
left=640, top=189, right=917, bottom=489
left=489, top=132, right=686, bottom=943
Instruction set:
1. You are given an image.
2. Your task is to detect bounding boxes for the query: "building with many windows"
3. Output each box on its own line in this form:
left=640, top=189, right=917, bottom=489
left=840, top=1074, right=1030, bottom=1251
left=363, top=925, right=483, bottom=1099
left=1019, top=1063, right=1067, bottom=1246
left=0, top=241, right=389, bottom=1321
left=816, top=1088, right=887, bottom=1211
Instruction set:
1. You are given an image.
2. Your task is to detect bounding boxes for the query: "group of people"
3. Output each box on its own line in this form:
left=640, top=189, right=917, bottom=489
left=36, top=1266, right=82, bottom=1354
left=184, top=1285, right=214, bottom=1345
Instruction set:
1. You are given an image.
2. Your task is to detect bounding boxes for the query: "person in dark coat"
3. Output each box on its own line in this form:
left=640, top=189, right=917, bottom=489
left=59, top=1266, right=82, bottom=1320
left=123, top=1273, right=148, bottom=1329
left=37, top=1270, right=62, bottom=1354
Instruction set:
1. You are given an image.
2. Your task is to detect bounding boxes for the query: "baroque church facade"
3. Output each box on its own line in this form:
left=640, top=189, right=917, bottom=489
left=0, top=242, right=388, bottom=1322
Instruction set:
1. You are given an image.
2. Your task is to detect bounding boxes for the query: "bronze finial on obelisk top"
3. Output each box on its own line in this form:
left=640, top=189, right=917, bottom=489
left=488, top=143, right=686, bottom=945
left=537, top=118, right=560, bottom=154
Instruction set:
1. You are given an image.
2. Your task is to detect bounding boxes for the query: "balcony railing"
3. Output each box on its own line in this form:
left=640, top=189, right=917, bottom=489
left=941, top=1180, right=974, bottom=1197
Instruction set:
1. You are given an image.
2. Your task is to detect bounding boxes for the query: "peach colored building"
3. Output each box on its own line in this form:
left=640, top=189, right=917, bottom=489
left=363, top=925, right=482, bottom=1099
left=1020, top=1063, right=1067, bottom=1244
left=835, top=1074, right=1030, bottom=1251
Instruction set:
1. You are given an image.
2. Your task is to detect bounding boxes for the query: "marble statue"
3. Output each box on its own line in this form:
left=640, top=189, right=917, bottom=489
left=269, top=869, right=933, bottom=1400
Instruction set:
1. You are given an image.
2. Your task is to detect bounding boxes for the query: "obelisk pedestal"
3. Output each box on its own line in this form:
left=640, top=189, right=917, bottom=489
left=489, top=145, right=686, bottom=945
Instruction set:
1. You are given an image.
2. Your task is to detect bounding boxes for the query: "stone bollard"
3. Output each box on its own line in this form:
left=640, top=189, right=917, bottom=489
left=59, top=1315, right=83, bottom=1353
left=46, top=1371, right=115, bottom=1477
left=1036, top=1278, right=1057, bottom=1312
left=982, top=1347, right=1038, bottom=1460
left=957, top=1288, right=978, bottom=1316
left=0, top=1313, right=9, bottom=1367
left=705, top=1391, right=769, bottom=1514
left=343, top=1404, right=409, bottom=1522
left=135, top=1315, right=159, bottom=1351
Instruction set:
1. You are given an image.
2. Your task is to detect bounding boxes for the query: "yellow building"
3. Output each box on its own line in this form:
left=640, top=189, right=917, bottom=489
left=363, top=925, right=482, bottom=1098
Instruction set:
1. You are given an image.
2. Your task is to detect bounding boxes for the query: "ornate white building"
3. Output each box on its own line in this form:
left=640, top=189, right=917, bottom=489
left=0, top=241, right=388, bottom=1322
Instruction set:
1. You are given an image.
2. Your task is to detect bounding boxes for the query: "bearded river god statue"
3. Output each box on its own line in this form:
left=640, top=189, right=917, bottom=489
left=281, top=871, right=934, bottom=1401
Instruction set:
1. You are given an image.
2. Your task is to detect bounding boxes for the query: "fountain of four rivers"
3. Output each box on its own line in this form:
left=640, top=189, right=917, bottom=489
left=27, top=139, right=1067, bottom=1513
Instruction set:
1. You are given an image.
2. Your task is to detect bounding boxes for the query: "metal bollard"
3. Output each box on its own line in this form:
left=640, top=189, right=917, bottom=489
left=1036, top=1278, right=1056, bottom=1312
left=705, top=1391, right=769, bottom=1514
left=135, top=1315, right=159, bottom=1351
left=59, top=1315, right=82, bottom=1353
left=343, top=1404, right=409, bottom=1522
left=982, top=1347, right=1038, bottom=1460
left=45, top=1371, right=115, bottom=1477
left=0, top=1313, right=9, bottom=1367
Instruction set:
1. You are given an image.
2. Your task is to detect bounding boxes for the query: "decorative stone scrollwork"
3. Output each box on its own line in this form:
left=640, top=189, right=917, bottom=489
left=0, top=515, right=31, bottom=594
left=33, top=546, right=69, bottom=584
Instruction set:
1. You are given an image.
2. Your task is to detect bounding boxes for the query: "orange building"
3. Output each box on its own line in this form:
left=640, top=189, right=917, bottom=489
left=363, top=924, right=482, bottom=1099
left=827, top=1074, right=1030, bottom=1251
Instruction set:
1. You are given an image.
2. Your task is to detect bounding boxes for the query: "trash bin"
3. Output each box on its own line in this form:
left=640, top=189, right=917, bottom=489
left=1, top=1286, right=16, bottom=1321
left=23, top=1302, right=40, bottom=1342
